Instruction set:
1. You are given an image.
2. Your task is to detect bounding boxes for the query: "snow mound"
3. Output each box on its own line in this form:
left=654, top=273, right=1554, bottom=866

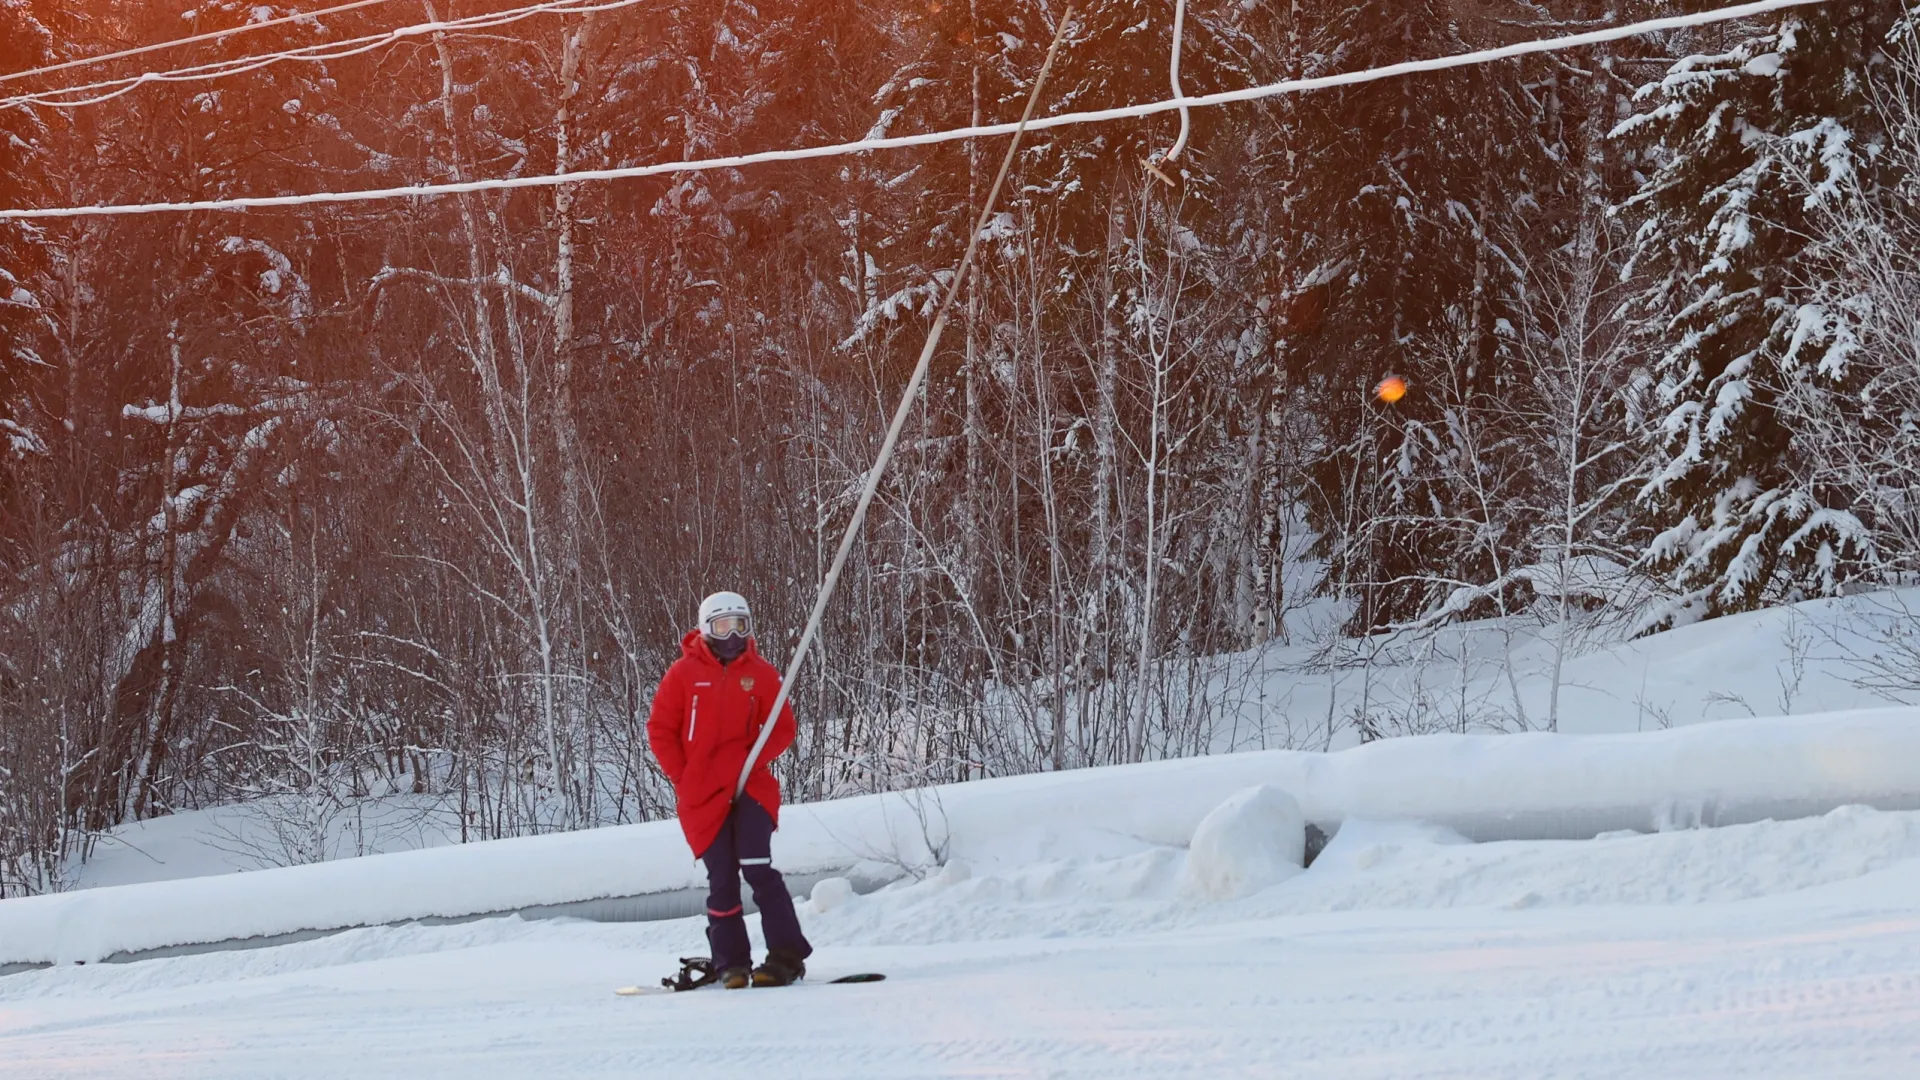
left=1182, top=785, right=1306, bottom=900
left=809, top=876, right=854, bottom=914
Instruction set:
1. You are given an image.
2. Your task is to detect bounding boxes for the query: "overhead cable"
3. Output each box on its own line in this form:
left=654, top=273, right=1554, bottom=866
left=0, top=0, right=1828, bottom=221
left=1, top=0, right=634, bottom=111
left=0, top=0, right=401, bottom=85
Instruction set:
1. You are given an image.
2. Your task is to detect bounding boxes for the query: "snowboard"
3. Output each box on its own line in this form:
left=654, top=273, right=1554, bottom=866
left=615, top=957, right=885, bottom=996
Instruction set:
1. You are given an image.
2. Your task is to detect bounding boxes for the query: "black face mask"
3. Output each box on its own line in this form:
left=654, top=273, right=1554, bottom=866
left=707, top=634, right=748, bottom=665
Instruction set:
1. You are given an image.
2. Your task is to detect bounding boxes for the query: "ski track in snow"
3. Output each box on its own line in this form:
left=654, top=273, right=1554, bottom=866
left=5, top=808, right=1920, bottom=1078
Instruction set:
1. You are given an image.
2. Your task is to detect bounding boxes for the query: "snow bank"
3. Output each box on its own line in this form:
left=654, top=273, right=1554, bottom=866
left=4, top=708, right=1918, bottom=969
left=64, top=795, right=460, bottom=891
left=796, top=805, right=1920, bottom=952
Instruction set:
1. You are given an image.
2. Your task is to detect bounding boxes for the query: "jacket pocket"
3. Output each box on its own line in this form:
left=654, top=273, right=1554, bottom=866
left=688, top=695, right=700, bottom=741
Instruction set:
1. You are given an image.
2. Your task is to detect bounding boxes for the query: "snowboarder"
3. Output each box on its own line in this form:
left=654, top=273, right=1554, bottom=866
left=647, top=591, right=814, bottom=989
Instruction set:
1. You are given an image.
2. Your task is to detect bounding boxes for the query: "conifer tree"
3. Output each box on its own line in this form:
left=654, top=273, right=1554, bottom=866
left=1619, top=2, right=1909, bottom=619
left=0, top=0, right=55, bottom=465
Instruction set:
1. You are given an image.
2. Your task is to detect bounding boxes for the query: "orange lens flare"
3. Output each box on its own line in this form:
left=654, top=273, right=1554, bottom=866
left=1374, top=376, right=1409, bottom=404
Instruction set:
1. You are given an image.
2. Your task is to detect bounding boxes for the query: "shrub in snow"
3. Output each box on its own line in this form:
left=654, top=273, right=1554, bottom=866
left=810, top=876, right=855, bottom=913
left=1182, top=785, right=1306, bottom=901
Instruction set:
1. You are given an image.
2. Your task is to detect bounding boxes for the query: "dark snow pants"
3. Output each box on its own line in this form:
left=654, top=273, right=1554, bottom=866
left=702, top=796, right=812, bottom=971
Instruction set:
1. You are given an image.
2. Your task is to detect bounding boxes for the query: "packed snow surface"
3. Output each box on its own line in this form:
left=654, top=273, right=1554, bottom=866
left=4, top=803, right=1919, bottom=1078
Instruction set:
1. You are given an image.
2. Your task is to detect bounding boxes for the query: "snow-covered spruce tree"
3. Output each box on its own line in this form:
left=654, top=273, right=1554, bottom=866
left=1771, top=11, right=1920, bottom=580
left=0, top=0, right=64, bottom=897
left=1618, top=2, right=1913, bottom=621
left=0, top=0, right=54, bottom=466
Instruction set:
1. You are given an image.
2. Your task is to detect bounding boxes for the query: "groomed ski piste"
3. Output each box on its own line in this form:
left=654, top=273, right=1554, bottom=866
left=4, top=696, right=1920, bottom=1078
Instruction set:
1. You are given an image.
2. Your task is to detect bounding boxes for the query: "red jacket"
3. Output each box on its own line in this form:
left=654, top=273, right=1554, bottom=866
left=647, top=631, right=797, bottom=857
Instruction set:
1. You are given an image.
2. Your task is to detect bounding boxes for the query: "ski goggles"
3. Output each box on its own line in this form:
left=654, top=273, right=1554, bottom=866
left=705, top=613, right=751, bottom=640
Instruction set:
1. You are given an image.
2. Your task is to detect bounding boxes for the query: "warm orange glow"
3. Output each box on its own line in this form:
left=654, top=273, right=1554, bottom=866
left=1374, top=376, right=1409, bottom=404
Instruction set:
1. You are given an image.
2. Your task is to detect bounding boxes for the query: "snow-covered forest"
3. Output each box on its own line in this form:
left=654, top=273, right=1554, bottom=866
left=2, top=0, right=1918, bottom=897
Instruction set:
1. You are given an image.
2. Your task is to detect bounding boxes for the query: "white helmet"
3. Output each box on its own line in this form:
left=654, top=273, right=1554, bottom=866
left=698, top=591, right=752, bottom=640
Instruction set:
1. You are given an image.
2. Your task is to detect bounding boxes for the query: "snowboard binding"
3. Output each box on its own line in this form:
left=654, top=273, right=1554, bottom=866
left=662, top=956, right=719, bottom=993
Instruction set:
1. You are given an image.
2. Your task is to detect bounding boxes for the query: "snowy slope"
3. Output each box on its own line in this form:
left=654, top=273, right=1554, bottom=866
left=5, top=709, right=1918, bottom=969
left=1206, top=588, right=1920, bottom=750
left=3, top=805, right=1918, bottom=1078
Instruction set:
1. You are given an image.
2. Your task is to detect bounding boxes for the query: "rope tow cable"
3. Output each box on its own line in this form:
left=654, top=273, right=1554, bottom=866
left=732, top=3, right=1078, bottom=800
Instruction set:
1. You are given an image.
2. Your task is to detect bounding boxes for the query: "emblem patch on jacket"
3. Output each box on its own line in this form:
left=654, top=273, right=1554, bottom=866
left=740, top=676, right=756, bottom=691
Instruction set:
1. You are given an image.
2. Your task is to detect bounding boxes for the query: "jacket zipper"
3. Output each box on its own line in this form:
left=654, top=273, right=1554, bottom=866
left=688, top=695, right=699, bottom=741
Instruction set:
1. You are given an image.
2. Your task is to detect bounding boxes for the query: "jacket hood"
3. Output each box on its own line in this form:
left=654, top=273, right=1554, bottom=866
left=680, top=628, right=762, bottom=666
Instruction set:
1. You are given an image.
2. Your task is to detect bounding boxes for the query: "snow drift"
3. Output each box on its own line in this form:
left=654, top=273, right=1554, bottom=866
left=3, top=708, right=1918, bottom=971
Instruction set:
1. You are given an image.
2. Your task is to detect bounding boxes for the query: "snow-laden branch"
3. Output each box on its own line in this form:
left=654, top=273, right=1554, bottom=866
left=371, top=266, right=557, bottom=310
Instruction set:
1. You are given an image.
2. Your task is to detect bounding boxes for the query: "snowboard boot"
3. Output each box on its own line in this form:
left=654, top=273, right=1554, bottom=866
left=718, top=966, right=752, bottom=990
left=751, top=949, right=807, bottom=987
